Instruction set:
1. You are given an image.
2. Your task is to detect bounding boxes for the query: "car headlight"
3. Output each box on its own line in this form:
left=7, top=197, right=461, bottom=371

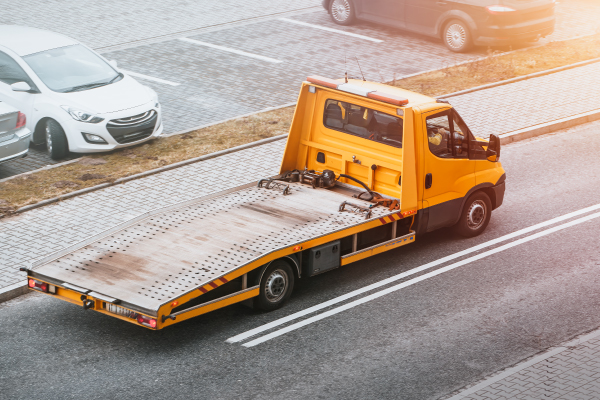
left=61, top=106, right=104, bottom=124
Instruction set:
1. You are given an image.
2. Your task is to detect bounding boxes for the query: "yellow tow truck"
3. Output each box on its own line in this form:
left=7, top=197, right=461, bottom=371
left=23, top=76, right=505, bottom=330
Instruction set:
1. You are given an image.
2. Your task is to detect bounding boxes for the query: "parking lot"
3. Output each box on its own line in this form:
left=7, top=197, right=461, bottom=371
left=1, top=0, right=599, bottom=179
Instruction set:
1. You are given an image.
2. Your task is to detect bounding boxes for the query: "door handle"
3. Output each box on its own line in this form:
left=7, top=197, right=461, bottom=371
left=425, top=173, right=433, bottom=189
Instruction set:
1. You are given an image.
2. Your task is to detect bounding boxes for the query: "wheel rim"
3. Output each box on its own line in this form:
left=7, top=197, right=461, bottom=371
left=331, top=0, right=351, bottom=23
left=446, top=23, right=466, bottom=50
left=45, top=125, right=53, bottom=155
left=264, top=269, right=288, bottom=303
left=467, top=200, right=486, bottom=230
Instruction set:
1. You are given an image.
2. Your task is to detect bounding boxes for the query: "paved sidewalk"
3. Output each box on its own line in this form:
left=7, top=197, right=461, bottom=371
left=2, top=60, right=600, bottom=292
left=445, top=327, right=600, bottom=400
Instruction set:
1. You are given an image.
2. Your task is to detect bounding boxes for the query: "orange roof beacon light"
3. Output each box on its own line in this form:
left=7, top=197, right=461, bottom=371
left=307, top=75, right=408, bottom=107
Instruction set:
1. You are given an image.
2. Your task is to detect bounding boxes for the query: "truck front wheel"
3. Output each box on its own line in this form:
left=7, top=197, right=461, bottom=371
left=256, top=260, right=295, bottom=311
left=454, top=192, right=492, bottom=237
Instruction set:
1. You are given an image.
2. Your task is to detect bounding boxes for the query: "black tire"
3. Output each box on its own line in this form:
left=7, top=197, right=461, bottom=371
left=443, top=19, right=473, bottom=53
left=329, top=0, right=355, bottom=26
left=45, top=119, right=69, bottom=160
left=454, top=192, right=492, bottom=238
left=255, top=260, right=295, bottom=311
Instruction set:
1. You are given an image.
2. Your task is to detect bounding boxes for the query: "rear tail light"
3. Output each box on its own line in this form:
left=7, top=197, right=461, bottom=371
left=486, top=5, right=517, bottom=14
left=15, top=112, right=26, bottom=129
left=28, top=278, right=56, bottom=293
left=136, top=314, right=157, bottom=329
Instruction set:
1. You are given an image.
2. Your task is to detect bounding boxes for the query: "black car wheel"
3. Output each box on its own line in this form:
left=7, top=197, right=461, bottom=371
left=454, top=192, right=492, bottom=238
left=329, top=0, right=355, bottom=26
left=255, top=260, right=295, bottom=311
left=443, top=19, right=472, bottom=53
left=45, top=119, right=69, bottom=160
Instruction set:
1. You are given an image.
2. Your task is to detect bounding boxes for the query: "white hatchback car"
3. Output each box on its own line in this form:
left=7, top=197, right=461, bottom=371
left=0, top=25, right=163, bottom=159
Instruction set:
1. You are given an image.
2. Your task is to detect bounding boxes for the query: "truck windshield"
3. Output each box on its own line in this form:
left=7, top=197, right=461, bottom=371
left=24, top=44, right=122, bottom=93
left=323, top=99, right=403, bottom=148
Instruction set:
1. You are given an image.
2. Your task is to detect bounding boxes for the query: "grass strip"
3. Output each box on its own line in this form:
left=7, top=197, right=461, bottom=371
left=1, top=33, right=600, bottom=213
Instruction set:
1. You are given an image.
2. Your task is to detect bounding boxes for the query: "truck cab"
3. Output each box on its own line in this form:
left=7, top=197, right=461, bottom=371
left=282, top=76, right=505, bottom=238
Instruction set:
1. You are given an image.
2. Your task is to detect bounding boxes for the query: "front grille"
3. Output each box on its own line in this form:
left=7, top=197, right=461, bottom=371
left=107, top=110, right=157, bottom=144
left=109, top=110, right=155, bottom=126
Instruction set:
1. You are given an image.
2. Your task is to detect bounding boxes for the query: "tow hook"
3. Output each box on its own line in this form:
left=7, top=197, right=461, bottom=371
left=80, top=295, right=94, bottom=310
left=162, top=315, right=176, bottom=323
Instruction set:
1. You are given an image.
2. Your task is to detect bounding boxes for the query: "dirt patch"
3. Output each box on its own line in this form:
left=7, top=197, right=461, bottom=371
left=51, top=181, right=79, bottom=189
left=78, top=157, right=107, bottom=166
left=80, top=173, right=108, bottom=181
left=389, top=34, right=600, bottom=97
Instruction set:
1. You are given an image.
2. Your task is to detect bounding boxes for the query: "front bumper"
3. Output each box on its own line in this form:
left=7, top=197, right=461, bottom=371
left=0, top=127, right=31, bottom=164
left=62, top=102, right=163, bottom=153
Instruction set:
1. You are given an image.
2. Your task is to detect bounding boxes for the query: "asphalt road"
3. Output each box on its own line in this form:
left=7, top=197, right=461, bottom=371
left=1, top=121, right=599, bottom=399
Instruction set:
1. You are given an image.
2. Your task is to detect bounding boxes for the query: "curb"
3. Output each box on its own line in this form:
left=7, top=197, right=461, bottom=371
left=440, top=56, right=600, bottom=99
left=13, top=134, right=288, bottom=214
left=0, top=281, right=28, bottom=303
left=499, top=108, right=600, bottom=145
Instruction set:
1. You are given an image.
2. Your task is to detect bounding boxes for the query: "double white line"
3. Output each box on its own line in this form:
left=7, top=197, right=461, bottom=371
left=227, top=203, right=600, bottom=347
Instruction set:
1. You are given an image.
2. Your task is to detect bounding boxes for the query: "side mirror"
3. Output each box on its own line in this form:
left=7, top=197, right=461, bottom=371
left=486, top=134, right=501, bottom=162
left=11, top=81, right=31, bottom=92
left=108, top=60, right=118, bottom=68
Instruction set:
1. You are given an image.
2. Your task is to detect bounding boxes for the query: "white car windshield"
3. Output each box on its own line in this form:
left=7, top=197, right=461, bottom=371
left=23, top=44, right=122, bottom=93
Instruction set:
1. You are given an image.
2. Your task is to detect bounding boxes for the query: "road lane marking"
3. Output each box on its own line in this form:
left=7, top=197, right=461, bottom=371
left=120, top=69, right=181, bottom=86
left=243, top=211, right=600, bottom=347
left=226, top=203, right=600, bottom=344
left=279, top=18, right=384, bottom=43
left=242, top=211, right=600, bottom=347
left=178, top=37, right=283, bottom=63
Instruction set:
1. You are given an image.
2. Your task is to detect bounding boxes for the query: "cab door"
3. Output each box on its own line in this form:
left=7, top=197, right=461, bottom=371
left=356, top=0, right=406, bottom=29
left=405, top=0, right=449, bottom=35
left=421, top=108, right=475, bottom=231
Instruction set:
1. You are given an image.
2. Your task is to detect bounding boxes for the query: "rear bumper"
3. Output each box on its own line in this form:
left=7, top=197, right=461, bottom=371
left=0, top=127, right=31, bottom=164
left=474, top=18, right=555, bottom=46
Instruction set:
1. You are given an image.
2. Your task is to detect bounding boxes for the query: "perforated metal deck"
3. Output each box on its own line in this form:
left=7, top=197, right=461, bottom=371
left=32, top=182, right=397, bottom=313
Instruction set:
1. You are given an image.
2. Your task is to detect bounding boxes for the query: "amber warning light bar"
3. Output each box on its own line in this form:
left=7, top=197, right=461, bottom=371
left=307, top=76, right=409, bottom=107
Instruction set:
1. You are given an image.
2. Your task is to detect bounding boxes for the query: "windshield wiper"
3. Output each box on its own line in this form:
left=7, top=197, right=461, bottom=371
left=64, top=82, right=109, bottom=93
left=107, top=72, right=123, bottom=84
left=65, top=73, right=123, bottom=92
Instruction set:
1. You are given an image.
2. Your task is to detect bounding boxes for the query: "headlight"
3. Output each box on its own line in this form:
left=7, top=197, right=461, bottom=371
left=61, top=106, right=104, bottom=124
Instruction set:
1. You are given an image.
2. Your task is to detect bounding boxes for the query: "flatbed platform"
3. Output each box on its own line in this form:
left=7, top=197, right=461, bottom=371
left=30, top=181, right=398, bottom=315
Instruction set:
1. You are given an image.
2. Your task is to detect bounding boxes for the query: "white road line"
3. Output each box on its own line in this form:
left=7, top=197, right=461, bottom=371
left=226, top=203, right=600, bottom=344
left=120, top=69, right=181, bottom=86
left=279, top=18, right=384, bottom=43
left=242, top=211, right=600, bottom=347
left=178, top=37, right=282, bottom=63
left=242, top=213, right=600, bottom=347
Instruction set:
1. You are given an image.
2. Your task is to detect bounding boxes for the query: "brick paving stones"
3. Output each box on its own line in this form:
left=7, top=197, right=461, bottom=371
left=1, top=0, right=598, bottom=178
left=447, top=331, right=600, bottom=400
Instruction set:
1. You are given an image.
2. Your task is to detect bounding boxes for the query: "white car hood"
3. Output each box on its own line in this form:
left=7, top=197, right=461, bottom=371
left=56, top=75, right=153, bottom=115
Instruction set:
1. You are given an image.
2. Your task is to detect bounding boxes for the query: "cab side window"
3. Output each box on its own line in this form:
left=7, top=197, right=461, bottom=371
left=426, top=110, right=469, bottom=159
left=323, top=99, right=403, bottom=148
left=0, top=51, right=34, bottom=87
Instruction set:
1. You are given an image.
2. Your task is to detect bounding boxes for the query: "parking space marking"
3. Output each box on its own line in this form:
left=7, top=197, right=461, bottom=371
left=226, top=202, right=600, bottom=344
left=120, top=69, right=181, bottom=86
left=178, top=37, right=283, bottom=63
left=279, top=18, right=384, bottom=43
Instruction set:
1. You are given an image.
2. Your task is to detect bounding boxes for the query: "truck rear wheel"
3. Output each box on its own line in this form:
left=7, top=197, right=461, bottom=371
left=454, top=192, right=492, bottom=238
left=256, top=260, right=295, bottom=311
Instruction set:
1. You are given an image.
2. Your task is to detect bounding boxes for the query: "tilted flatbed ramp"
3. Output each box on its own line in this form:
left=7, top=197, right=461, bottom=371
left=29, top=181, right=408, bottom=324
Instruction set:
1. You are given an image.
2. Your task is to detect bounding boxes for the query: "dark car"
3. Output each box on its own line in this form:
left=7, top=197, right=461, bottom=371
left=322, top=0, right=556, bottom=52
